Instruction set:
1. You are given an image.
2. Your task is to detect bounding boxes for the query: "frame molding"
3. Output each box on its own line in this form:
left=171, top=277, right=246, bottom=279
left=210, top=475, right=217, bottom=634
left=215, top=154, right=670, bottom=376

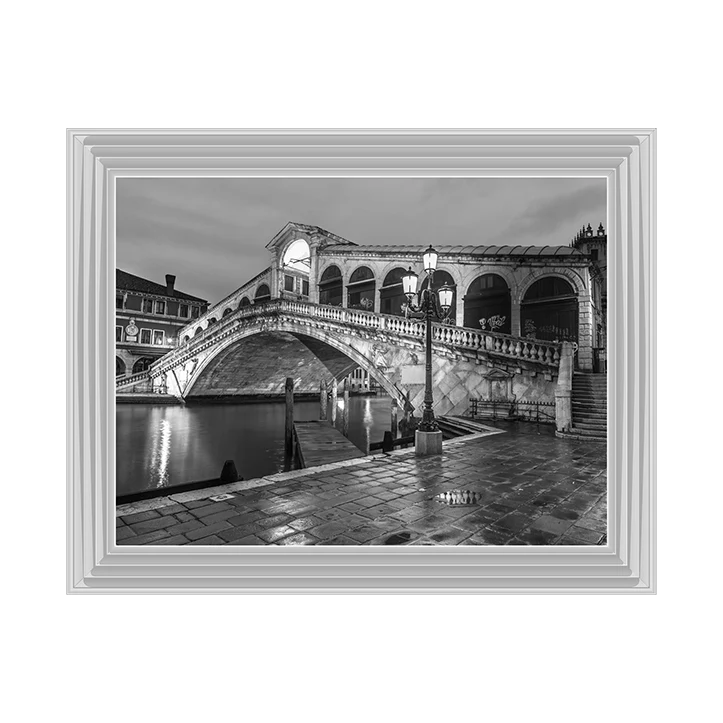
left=67, top=129, right=656, bottom=593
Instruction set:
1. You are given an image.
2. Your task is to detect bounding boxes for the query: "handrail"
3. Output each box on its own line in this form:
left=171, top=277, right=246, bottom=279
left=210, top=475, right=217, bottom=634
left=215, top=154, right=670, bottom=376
left=149, top=299, right=562, bottom=376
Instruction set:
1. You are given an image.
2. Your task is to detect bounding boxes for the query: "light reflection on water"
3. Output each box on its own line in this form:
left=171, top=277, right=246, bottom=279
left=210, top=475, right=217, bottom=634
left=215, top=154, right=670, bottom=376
left=116, top=396, right=393, bottom=496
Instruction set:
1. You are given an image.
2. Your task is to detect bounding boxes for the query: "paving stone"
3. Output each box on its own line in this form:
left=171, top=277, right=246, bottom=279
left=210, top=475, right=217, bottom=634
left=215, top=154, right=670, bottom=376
left=184, top=521, right=233, bottom=541
left=117, top=528, right=172, bottom=545
left=121, top=510, right=161, bottom=525
left=274, top=532, right=318, bottom=545
left=187, top=535, right=226, bottom=545
left=147, top=535, right=189, bottom=545
left=157, top=503, right=188, bottom=516
left=191, top=501, right=235, bottom=518
left=128, top=516, right=179, bottom=535
left=257, top=525, right=297, bottom=543
left=115, top=525, right=137, bottom=541
left=225, top=535, right=267, bottom=545
left=163, top=519, right=206, bottom=536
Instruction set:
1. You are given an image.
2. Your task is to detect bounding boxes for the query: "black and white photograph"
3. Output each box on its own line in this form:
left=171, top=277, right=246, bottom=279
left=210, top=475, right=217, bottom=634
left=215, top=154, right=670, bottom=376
left=115, top=177, right=608, bottom=546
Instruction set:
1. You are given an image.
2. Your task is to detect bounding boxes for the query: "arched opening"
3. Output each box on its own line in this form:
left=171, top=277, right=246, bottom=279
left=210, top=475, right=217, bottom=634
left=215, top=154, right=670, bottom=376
left=116, top=357, right=126, bottom=377
left=239, top=296, right=251, bottom=308
left=254, top=284, right=271, bottom=305
left=281, top=238, right=311, bottom=298
left=421, top=270, right=457, bottom=325
left=222, top=308, right=233, bottom=317
left=318, top=265, right=343, bottom=307
left=194, top=326, right=203, bottom=336
left=521, top=276, right=578, bottom=342
left=132, top=357, right=154, bottom=374
left=464, top=274, right=511, bottom=332
left=282, top=238, right=311, bottom=272
left=182, top=335, right=190, bottom=344
left=380, top=268, right=408, bottom=317
left=347, top=266, right=376, bottom=311
left=207, top=317, right=218, bottom=326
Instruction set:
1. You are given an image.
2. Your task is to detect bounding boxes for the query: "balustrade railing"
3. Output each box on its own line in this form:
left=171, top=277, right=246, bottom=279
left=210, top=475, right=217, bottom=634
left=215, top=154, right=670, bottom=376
left=153, top=298, right=561, bottom=373
left=116, top=370, right=152, bottom=387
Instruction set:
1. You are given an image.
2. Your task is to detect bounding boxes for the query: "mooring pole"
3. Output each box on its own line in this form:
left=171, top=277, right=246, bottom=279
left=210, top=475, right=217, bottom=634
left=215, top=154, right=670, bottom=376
left=391, top=399, right=398, bottom=439
left=285, top=377, right=294, bottom=458
left=331, top=378, right=338, bottom=425
left=342, top=377, right=350, bottom=437
left=319, top=380, right=327, bottom=421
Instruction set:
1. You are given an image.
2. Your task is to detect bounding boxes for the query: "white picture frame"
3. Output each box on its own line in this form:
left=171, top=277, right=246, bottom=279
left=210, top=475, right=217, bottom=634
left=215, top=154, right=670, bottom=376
left=67, top=128, right=656, bottom=593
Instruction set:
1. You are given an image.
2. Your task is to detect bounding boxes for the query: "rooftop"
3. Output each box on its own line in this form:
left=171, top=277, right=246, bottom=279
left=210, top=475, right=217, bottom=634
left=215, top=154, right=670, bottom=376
left=116, top=269, right=208, bottom=303
left=323, top=243, right=585, bottom=257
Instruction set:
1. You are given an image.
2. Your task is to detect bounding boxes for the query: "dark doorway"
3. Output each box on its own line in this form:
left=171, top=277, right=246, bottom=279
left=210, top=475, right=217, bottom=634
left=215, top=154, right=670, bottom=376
left=347, top=266, right=376, bottom=311
left=318, top=265, right=343, bottom=307
left=521, top=277, right=578, bottom=342
left=463, top=274, right=511, bottom=332
left=380, top=268, right=408, bottom=317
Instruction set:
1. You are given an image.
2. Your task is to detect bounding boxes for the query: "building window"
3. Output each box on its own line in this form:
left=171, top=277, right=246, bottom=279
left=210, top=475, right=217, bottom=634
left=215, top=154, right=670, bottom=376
left=284, top=275, right=295, bottom=292
left=155, top=300, right=166, bottom=315
left=116, top=296, right=124, bottom=309
left=191, top=306, right=200, bottom=318
left=179, top=303, right=189, bottom=317
left=140, top=329, right=152, bottom=344
left=302, top=279, right=309, bottom=296
left=591, top=249, right=599, bottom=261
left=142, top=299, right=153, bottom=314
left=116, top=326, right=123, bottom=342
left=153, top=330, right=165, bottom=345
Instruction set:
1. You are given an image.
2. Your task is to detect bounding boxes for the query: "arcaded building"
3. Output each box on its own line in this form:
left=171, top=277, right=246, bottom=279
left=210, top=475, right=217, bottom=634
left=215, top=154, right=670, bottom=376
left=184, top=222, right=607, bottom=372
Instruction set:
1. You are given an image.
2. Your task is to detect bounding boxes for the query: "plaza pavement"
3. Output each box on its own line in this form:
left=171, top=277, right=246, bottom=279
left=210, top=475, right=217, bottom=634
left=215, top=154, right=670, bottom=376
left=116, top=422, right=607, bottom=546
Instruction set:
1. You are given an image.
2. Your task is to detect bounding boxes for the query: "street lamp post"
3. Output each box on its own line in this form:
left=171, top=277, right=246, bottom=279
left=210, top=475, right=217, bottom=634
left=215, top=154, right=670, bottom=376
left=402, top=245, right=454, bottom=455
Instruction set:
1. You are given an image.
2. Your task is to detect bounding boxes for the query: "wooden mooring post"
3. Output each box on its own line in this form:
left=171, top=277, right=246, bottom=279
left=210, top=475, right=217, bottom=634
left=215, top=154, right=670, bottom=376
left=285, top=377, right=294, bottom=458
left=319, top=380, right=327, bottom=421
left=342, top=378, right=350, bottom=437
left=331, top=378, right=338, bottom=425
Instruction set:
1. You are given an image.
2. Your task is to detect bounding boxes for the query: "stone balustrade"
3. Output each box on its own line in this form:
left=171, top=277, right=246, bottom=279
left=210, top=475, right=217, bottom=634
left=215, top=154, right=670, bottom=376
left=153, top=299, right=561, bottom=376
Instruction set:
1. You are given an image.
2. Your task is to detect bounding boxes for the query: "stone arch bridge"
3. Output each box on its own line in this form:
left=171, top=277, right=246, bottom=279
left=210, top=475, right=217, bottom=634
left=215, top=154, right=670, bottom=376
left=117, top=299, right=568, bottom=421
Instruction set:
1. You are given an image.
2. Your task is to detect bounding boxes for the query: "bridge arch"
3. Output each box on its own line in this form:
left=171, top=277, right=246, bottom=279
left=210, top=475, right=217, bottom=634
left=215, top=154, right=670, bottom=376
left=520, top=274, right=580, bottom=343
left=239, top=296, right=251, bottom=308
left=116, top=357, right=126, bottom=377
left=222, top=307, right=233, bottom=317
left=181, top=321, right=406, bottom=409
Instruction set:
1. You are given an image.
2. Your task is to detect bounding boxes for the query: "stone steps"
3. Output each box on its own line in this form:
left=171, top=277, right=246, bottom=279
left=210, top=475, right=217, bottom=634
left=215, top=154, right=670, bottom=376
left=571, top=373, right=607, bottom=438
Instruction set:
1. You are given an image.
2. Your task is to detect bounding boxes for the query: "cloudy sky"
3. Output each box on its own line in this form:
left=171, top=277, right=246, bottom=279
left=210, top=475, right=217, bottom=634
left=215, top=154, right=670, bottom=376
left=117, top=177, right=606, bottom=304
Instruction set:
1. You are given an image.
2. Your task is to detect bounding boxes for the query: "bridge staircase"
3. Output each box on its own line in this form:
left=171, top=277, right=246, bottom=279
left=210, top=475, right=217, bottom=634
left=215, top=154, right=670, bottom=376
left=560, top=372, right=607, bottom=441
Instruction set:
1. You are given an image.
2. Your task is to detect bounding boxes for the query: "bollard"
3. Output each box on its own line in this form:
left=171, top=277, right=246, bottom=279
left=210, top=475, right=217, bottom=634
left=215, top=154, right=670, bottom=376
left=391, top=399, right=398, bottom=439
left=342, top=377, right=350, bottom=437
left=331, top=378, right=338, bottom=425
left=220, top=460, right=239, bottom=483
left=319, top=380, right=327, bottom=421
left=382, top=431, right=394, bottom=453
left=285, top=377, right=294, bottom=457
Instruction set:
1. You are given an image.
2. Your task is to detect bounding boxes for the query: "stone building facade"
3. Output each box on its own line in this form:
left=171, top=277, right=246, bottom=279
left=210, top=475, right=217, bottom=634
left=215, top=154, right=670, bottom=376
left=181, top=221, right=606, bottom=372
left=115, top=270, right=208, bottom=378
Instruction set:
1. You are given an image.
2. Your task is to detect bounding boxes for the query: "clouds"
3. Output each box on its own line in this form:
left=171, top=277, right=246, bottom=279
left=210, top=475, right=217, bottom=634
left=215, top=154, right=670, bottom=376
left=117, top=177, right=606, bottom=303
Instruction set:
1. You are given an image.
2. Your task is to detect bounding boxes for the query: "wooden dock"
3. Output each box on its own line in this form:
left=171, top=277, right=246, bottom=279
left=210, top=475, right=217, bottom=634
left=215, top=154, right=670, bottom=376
left=294, top=420, right=365, bottom=468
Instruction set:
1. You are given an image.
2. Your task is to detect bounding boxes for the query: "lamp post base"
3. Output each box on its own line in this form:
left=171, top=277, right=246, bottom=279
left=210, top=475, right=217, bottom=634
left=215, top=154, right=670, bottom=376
left=415, top=429, right=443, bottom=456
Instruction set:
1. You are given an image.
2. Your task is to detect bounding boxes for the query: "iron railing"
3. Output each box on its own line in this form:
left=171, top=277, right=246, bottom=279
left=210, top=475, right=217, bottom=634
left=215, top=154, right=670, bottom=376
left=469, top=398, right=556, bottom=424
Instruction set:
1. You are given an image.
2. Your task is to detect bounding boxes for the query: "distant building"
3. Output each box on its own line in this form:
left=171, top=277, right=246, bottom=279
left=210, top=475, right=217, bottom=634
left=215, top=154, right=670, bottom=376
left=115, top=270, right=208, bottom=378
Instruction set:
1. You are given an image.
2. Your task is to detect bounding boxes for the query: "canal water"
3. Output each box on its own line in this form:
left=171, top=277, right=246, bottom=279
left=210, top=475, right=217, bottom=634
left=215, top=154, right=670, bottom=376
left=116, top=396, right=394, bottom=496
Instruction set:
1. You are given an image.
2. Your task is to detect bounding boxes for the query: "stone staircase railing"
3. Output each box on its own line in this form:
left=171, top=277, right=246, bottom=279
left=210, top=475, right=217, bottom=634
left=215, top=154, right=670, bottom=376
left=116, top=370, right=152, bottom=388
left=151, top=299, right=562, bottom=376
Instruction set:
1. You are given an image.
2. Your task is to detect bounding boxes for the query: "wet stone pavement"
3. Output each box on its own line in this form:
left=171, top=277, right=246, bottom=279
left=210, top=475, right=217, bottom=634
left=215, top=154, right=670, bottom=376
left=116, top=424, right=607, bottom=546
